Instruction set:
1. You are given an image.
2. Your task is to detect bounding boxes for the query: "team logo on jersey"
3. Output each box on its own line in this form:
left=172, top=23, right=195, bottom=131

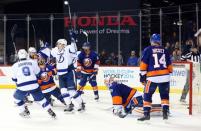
left=57, top=53, right=64, bottom=63
left=83, top=58, right=92, bottom=67
left=40, top=72, right=50, bottom=82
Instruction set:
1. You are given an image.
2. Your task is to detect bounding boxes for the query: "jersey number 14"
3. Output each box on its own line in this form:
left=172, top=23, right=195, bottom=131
left=153, top=54, right=167, bottom=68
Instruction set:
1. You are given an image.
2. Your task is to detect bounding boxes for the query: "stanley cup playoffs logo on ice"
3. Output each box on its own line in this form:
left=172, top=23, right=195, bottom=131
left=64, top=15, right=137, bottom=34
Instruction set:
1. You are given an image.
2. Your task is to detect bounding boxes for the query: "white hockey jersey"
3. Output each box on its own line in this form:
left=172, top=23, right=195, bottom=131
left=38, top=47, right=51, bottom=62
left=12, top=59, right=40, bottom=91
left=51, top=42, right=77, bottom=75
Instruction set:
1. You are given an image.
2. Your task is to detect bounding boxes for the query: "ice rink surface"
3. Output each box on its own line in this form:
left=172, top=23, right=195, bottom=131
left=0, top=89, right=201, bottom=131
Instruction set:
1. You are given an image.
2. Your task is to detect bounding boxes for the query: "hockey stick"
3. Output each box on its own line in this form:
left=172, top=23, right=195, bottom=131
left=82, top=31, right=89, bottom=43
left=64, top=0, right=74, bottom=31
left=72, top=73, right=96, bottom=98
left=11, top=24, right=18, bottom=54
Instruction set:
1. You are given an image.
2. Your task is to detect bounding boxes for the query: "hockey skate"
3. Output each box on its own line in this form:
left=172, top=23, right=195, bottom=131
left=48, top=108, right=56, bottom=118
left=94, top=94, right=99, bottom=101
left=19, top=106, right=30, bottom=118
left=24, top=96, right=33, bottom=104
left=77, top=102, right=86, bottom=112
left=163, top=109, right=168, bottom=120
left=64, top=104, right=74, bottom=112
left=137, top=112, right=150, bottom=121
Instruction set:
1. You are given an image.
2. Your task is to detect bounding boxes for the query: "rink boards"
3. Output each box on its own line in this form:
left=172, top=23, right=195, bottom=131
left=0, top=66, right=194, bottom=94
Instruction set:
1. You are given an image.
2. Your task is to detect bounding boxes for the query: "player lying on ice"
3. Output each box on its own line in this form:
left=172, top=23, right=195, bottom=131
left=104, top=77, right=143, bottom=118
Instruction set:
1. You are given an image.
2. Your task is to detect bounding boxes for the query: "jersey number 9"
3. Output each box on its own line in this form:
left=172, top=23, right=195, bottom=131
left=22, top=66, right=31, bottom=76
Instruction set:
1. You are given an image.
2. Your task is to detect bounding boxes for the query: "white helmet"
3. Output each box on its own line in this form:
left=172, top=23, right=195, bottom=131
left=18, top=49, right=28, bottom=60
left=56, top=39, right=67, bottom=46
left=28, top=47, right=37, bottom=54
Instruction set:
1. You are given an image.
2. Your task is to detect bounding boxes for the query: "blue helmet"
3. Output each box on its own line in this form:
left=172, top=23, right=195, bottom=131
left=150, top=33, right=161, bottom=44
left=82, top=42, right=91, bottom=49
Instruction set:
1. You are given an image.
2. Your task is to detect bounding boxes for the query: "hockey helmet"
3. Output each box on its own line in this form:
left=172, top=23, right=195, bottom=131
left=82, top=42, right=91, bottom=50
left=150, top=33, right=161, bottom=44
left=18, top=49, right=28, bottom=60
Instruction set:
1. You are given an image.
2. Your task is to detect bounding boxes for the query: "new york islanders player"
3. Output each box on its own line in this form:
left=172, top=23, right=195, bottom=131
left=37, top=59, right=65, bottom=105
left=51, top=39, right=84, bottom=112
left=12, top=49, right=56, bottom=118
left=138, top=34, right=172, bottom=121
left=77, top=42, right=100, bottom=100
left=104, top=77, right=143, bottom=118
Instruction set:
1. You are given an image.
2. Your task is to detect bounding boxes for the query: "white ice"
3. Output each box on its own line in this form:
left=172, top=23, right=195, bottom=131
left=0, top=89, right=201, bottom=131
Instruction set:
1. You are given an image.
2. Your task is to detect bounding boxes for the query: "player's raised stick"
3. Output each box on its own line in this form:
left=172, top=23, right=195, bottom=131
left=82, top=31, right=89, bottom=42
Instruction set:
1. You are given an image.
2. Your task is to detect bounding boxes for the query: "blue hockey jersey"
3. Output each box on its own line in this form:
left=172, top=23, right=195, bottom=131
left=77, top=51, right=100, bottom=74
left=140, top=45, right=172, bottom=83
left=108, top=82, right=137, bottom=107
left=37, top=64, right=57, bottom=93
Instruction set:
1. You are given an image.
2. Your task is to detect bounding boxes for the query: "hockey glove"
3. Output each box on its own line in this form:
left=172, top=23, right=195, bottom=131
left=139, top=73, right=146, bottom=84
left=92, top=69, right=98, bottom=75
left=69, top=30, right=77, bottom=43
left=113, top=105, right=128, bottom=118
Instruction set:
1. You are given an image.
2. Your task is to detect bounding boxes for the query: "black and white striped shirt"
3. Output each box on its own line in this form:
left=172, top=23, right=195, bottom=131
left=181, top=52, right=201, bottom=63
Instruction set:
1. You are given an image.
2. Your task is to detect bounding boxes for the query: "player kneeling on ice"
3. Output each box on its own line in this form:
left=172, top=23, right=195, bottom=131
left=37, top=59, right=65, bottom=106
left=12, top=49, right=56, bottom=118
left=104, top=77, right=143, bottom=118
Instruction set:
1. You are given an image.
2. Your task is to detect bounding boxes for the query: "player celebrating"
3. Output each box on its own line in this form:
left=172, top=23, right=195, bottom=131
left=38, top=38, right=51, bottom=63
left=37, top=59, right=65, bottom=106
left=28, top=47, right=38, bottom=60
left=104, top=77, right=143, bottom=118
left=77, top=42, right=100, bottom=101
left=12, top=49, right=56, bottom=118
left=138, top=34, right=172, bottom=121
left=51, top=39, right=84, bottom=112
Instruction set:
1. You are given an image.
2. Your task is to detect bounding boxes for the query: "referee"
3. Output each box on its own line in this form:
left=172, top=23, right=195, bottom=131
left=180, top=46, right=201, bottom=103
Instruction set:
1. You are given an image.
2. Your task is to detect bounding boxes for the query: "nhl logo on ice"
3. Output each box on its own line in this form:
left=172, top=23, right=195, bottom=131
left=83, top=58, right=92, bottom=67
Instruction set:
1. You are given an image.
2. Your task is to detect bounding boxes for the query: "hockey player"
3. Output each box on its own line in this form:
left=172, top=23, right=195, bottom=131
left=138, top=34, right=172, bottom=121
left=51, top=39, right=84, bottom=112
left=37, top=59, right=65, bottom=105
left=38, top=38, right=51, bottom=63
left=12, top=49, right=56, bottom=118
left=77, top=42, right=100, bottom=100
left=104, top=77, right=143, bottom=118
left=28, top=47, right=38, bottom=60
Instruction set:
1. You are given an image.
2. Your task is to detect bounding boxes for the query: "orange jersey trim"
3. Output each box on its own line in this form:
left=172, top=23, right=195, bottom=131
left=123, top=89, right=137, bottom=107
left=161, top=99, right=169, bottom=105
left=143, top=101, right=152, bottom=107
left=140, top=61, right=148, bottom=71
left=83, top=69, right=95, bottom=73
left=145, top=81, right=151, bottom=93
left=147, top=69, right=170, bottom=77
left=112, top=96, right=123, bottom=105
left=133, top=98, right=139, bottom=105
left=41, top=83, right=55, bottom=90
left=168, top=65, right=173, bottom=73
left=92, top=86, right=98, bottom=91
